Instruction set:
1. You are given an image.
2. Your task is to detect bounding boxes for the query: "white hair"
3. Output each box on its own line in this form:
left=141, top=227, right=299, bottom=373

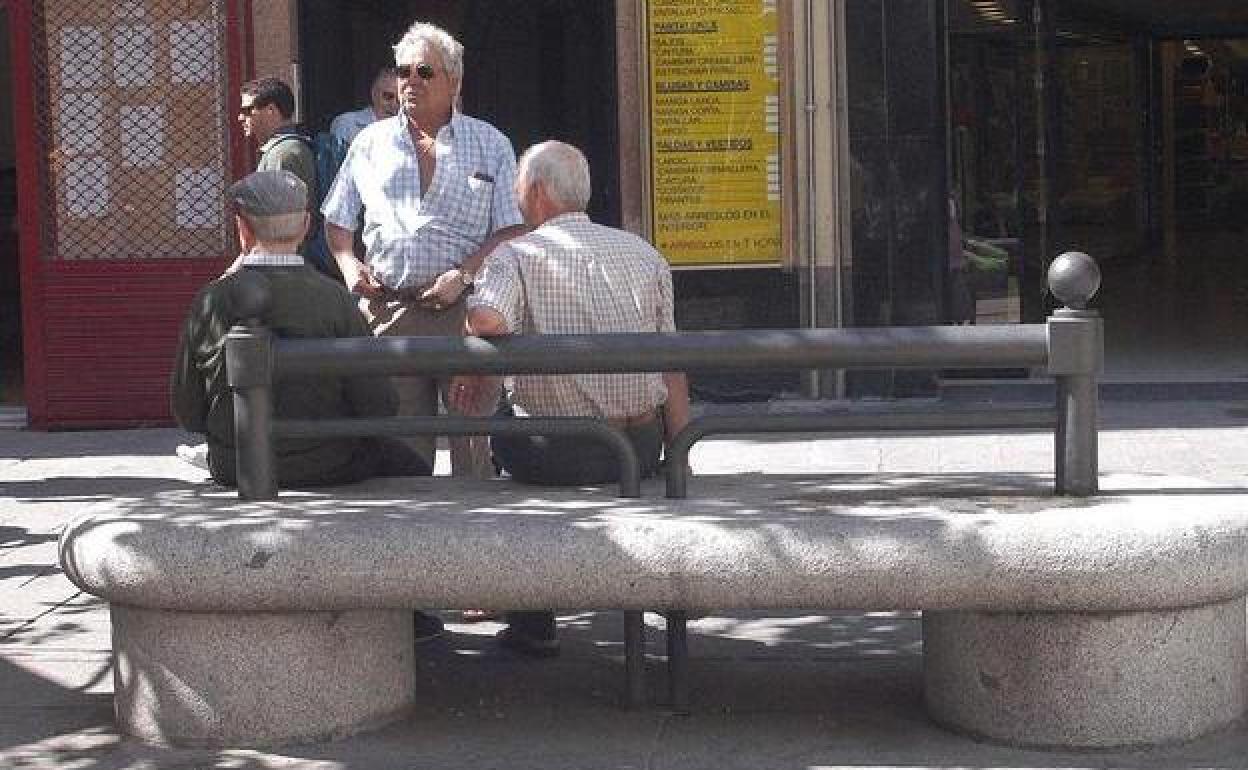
left=246, top=212, right=307, bottom=243
left=518, top=141, right=592, bottom=212
left=393, top=22, right=463, bottom=96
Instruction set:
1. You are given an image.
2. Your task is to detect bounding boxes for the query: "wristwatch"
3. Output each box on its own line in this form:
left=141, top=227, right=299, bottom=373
left=457, top=266, right=476, bottom=286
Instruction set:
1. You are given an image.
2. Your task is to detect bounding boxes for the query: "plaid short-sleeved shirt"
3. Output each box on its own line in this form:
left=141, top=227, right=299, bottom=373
left=321, top=111, right=524, bottom=290
left=469, top=212, right=676, bottom=418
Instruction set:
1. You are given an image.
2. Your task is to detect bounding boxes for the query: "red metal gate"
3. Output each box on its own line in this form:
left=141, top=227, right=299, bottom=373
left=10, top=0, right=249, bottom=428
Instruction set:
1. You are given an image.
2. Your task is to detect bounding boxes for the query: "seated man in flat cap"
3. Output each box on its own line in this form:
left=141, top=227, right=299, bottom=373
left=172, top=169, right=431, bottom=487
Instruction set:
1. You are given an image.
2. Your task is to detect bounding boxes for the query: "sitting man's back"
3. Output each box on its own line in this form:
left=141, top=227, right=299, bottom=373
left=461, top=140, right=690, bottom=485
left=454, top=140, right=689, bottom=656
left=172, top=170, right=429, bottom=487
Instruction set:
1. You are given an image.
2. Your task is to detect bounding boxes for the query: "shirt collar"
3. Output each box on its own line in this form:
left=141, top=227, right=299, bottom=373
left=241, top=253, right=304, bottom=268
left=398, top=109, right=460, bottom=140
left=542, top=211, right=590, bottom=228
left=258, top=125, right=301, bottom=154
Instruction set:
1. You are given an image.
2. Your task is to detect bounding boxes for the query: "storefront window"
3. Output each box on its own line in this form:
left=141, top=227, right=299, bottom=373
left=1053, top=34, right=1145, bottom=263
left=947, top=0, right=1026, bottom=325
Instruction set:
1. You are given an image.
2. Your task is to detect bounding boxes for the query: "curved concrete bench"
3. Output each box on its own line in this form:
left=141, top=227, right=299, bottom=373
left=60, top=473, right=1248, bottom=749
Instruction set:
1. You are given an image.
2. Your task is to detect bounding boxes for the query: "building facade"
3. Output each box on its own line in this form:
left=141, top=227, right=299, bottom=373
left=4, top=1, right=1248, bottom=427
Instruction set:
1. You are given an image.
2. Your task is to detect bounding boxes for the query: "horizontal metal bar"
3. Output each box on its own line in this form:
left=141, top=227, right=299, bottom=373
left=273, top=326, right=1050, bottom=379
left=665, top=408, right=1056, bottom=498
left=275, top=416, right=642, bottom=498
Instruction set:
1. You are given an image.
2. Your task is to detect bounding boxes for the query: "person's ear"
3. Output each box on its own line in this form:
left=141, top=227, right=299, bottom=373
left=531, top=181, right=556, bottom=220
left=235, top=214, right=256, bottom=253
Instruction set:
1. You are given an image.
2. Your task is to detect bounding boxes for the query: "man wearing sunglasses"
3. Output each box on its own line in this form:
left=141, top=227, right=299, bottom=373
left=238, top=77, right=319, bottom=260
left=330, top=66, right=400, bottom=146
left=322, top=21, right=526, bottom=481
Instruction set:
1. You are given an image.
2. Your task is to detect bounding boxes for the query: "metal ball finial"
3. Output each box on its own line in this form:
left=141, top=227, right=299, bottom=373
left=1047, top=252, right=1100, bottom=310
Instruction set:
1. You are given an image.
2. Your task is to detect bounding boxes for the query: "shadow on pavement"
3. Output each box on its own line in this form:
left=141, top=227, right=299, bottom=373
left=3, top=606, right=1248, bottom=769
left=0, top=477, right=208, bottom=504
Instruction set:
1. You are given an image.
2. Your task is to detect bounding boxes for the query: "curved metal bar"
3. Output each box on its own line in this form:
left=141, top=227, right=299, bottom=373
left=274, top=325, right=1051, bottom=379
left=275, top=416, right=642, bottom=498
left=665, top=408, right=1057, bottom=498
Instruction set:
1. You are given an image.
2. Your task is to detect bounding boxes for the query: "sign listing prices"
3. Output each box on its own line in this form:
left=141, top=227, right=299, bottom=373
left=647, top=0, right=782, bottom=266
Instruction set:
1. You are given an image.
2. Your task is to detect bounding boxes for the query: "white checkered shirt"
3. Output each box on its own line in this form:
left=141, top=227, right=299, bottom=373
left=321, top=111, right=524, bottom=290
left=469, top=212, right=676, bottom=419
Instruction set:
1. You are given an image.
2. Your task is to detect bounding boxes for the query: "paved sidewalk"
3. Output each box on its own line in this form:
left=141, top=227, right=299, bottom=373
left=2, top=400, right=1248, bottom=769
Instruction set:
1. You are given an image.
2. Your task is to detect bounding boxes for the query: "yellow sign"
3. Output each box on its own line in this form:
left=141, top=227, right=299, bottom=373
left=647, top=0, right=782, bottom=267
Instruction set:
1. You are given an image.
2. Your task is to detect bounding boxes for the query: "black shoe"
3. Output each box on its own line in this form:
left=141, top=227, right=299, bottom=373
left=496, top=626, right=560, bottom=658
left=413, top=611, right=446, bottom=643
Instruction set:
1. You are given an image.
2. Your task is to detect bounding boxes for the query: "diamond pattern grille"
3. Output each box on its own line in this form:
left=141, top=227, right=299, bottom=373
left=33, top=0, right=233, bottom=260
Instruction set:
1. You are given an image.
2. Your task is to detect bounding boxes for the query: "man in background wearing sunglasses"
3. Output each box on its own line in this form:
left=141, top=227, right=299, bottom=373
left=238, top=78, right=318, bottom=256
left=329, top=66, right=400, bottom=146
left=321, top=23, right=526, bottom=474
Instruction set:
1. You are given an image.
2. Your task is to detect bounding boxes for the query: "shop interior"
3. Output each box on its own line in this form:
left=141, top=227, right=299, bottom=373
left=951, top=0, right=1248, bottom=380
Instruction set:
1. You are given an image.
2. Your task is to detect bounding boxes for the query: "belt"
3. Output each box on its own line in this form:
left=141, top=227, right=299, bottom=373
left=607, top=409, right=659, bottom=429
left=376, top=282, right=466, bottom=311
left=376, top=283, right=434, bottom=303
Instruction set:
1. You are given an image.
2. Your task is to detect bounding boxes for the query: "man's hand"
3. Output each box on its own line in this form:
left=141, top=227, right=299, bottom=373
left=448, top=375, right=502, bottom=416
left=341, top=256, right=383, bottom=297
left=419, top=268, right=467, bottom=309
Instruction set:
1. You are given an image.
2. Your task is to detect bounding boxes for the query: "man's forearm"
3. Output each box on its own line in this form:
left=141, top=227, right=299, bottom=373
left=325, top=222, right=357, bottom=274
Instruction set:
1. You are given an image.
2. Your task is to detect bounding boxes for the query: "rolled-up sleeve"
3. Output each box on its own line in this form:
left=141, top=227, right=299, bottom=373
left=321, top=141, right=363, bottom=230
left=468, top=245, right=525, bottom=333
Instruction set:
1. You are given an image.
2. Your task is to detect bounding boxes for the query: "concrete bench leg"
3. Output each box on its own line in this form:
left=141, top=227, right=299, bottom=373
left=111, top=605, right=414, bottom=748
left=923, top=598, right=1247, bottom=749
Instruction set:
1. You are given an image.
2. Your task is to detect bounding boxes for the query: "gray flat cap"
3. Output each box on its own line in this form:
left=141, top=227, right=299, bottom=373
left=228, top=170, right=308, bottom=217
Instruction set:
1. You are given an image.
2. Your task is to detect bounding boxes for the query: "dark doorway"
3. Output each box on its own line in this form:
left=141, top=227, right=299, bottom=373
left=0, top=5, right=23, bottom=408
left=297, top=0, right=620, bottom=225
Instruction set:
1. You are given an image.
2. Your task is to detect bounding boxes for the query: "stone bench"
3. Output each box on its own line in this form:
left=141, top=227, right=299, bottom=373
left=59, top=472, right=1248, bottom=750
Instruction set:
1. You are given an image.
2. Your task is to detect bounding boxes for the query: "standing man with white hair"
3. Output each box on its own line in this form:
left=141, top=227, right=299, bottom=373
left=321, top=21, right=526, bottom=480
left=451, top=141, right=691, bottom=656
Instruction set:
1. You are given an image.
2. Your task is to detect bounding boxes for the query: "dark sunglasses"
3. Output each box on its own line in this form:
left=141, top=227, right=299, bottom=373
left=238, top=102, right=263, bottom=116
left=396, top=63, right=438, bottom=81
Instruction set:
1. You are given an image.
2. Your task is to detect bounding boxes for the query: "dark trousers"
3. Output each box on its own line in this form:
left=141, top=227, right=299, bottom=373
left=210, top=435, right=431, bottom=488
left=491, top=409, right=664, bottom=638
left=490, top=414, right=663, bottom=485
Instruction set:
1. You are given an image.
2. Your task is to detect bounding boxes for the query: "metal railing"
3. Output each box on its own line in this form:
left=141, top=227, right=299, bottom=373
left=224, top=251, right=1103, bottom=710
left=226, top=251, right=1104, bottom=501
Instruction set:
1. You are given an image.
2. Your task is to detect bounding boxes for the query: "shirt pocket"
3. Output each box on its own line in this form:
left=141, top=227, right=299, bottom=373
left=455, top=172, right=495, bottom=235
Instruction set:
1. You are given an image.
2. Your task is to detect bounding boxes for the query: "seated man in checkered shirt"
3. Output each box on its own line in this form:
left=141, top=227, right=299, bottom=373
left=450, top=140, right=690, bottom=656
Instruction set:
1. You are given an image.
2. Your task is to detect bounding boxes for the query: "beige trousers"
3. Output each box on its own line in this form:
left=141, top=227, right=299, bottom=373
left=358, top=297, right=495, bottom=478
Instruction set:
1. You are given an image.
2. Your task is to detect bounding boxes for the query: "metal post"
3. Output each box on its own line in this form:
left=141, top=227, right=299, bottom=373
left=225, top=271, right=277, bottom=501
left=1056, top=363, right=1098, bottom=495
left=624, top=610, right=645, bottom=708
left=666, top=610, right=690, bottom=714
left=1045, top=253, right=1103, bottom=496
